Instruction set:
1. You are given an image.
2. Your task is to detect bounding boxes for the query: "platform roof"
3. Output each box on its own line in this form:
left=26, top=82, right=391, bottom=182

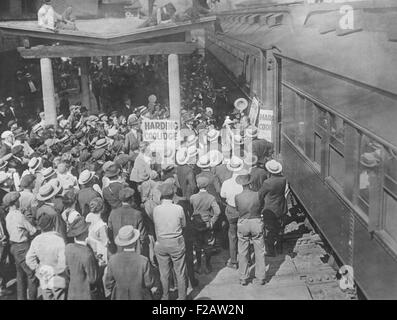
left=0, top=16, right=217, bottom=46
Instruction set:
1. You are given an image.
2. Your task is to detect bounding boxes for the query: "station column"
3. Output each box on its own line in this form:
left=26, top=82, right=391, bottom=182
left=79, top=57, right=92, bottom=112
left=168, top=53, right=181, bottom=122
left=40, top=57, right=57, bottom=126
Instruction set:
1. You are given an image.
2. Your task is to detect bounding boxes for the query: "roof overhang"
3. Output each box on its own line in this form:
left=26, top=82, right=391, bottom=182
left=0, top=16, right=217, bottom=46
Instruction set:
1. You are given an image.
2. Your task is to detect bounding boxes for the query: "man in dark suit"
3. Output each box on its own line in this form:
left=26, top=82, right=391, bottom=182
left=250, top=159, right=268, bottom=192
left=124, top=117, right=141, bottom=157
left=119, top=97, right=133, bottom=119
left=102, top=163, right=127, bottom=221
left=108, top=188, right=148, bottom=257
left=105, top=225, right=155, bottom=300
left=235, top=174, right=266, bottom=286
left=259, top=160, right=287, bottom=256
left=246, top=128, right=274, bottom=164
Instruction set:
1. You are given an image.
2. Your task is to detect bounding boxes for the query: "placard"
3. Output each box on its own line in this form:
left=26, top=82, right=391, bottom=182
left=141, top=120, right=179, bottom=142
left=257, top=109, right=273, bottom=142
left=248, top=97, right=260, bottom=126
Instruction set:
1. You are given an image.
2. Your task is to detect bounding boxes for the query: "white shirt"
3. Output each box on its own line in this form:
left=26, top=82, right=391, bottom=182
left=220, top=175, right=243, bottom=207
left=38, top=4, right=61, bottom=31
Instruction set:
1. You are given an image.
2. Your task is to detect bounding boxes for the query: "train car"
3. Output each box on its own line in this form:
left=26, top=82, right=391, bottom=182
left=208, top=0, right=397, bottom=299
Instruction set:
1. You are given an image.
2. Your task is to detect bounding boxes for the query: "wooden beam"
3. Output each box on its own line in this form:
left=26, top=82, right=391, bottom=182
left=0, top=16, right=216, bottom=46
left=17, top=42, right=199, bottom=58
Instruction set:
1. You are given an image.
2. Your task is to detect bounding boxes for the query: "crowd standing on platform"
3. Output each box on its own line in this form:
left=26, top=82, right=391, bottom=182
left=0, top=50, right=289, bottom=300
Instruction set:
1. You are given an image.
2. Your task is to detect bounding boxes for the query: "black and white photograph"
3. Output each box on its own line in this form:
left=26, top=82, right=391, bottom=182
left=0, top=0, right=395, bottom=304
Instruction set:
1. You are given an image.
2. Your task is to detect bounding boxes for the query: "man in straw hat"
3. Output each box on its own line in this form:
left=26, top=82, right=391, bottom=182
left=108, top=188, right=148, bottom=257
left=105, top=225, right=156, bottom=300
left=190, top=176, right=221, bottom=275
left=26, top=213, right=66, bottom=300
left=259, top=160, right=287, bottom=257
left=65, top=217, right=100, bottom=300
left=176, top=147, right=198, bottom=200
left=220, top=159, right=246, bottom=270
left=4, top=192, right=38, bottom=300
left=153, top=182, right=188, bottom=300
left=77, top=170, right=101, bottom=217
left=235, top=173, right=266, bottom=286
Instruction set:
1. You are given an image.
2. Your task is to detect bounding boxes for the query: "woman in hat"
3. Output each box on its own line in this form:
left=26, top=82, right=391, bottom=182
left=105, top=225, right=156, bottom=300
left=65, top=217, right=101, bottom=300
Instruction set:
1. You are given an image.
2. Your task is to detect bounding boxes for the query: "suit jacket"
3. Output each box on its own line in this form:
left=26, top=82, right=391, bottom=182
left=108, top=204, right=147, bottom=244
left=252, top=138, right=274, bottom=163
left=190, top=191, right=220, bottom=225
left=235, top=189, right=262, bottom=219
left=212, top=164, right=233, bottom=187
left=78, top=187, right=101, bottom=217
left=65, top=243, right=99, bottom=300
left=196, top=171, right=221, bottom=202
left=258, top=175, right=287, bottom=218
left=250, top=166, right=268, bottom=192
left=103, top=181, right=126, bottom=213
left=105, top=251, right=155, bottom=300
left=176, top=164, right=197, bottom=199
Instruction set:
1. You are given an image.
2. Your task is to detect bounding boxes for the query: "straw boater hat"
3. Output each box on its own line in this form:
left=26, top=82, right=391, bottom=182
left=186, top=134, right=198, bottom=147
left=78, top=170, right=95, bottom=185
left=208, top=150, right=224, bottom=167
left=233, top=134, right=244, bottom=145
left=95, top=138, right=109, bottom=150
left=115, top=225, right=140, bottom=247
left=245, top=127, right=258, bottom=139
left=107, top=127, right=118, bottom=138
left=37, top=181, right=62, bottom=201
left=0, top=160, right=8, bottom=171
left=360, top=152, right=380, bottom=168
left=1, top=131, right=13, bottom=140
left=42, top=167, right=57, bottom=181
left=243, top=152, right=258, bottom=166
left=28, top=157, right=42, bottom=172
left=207, top=129, right=220, bottom=143
left=265, top=159, right=283, bottom=174
left=197, top=154, right=211, bottom=169
left=32, top=124, right=43, bottom=134
left=234, top=98, right=248, bottom=112
left=176, top=148, right=189, bottom=165
left=227, top=156, right=244, bottom=172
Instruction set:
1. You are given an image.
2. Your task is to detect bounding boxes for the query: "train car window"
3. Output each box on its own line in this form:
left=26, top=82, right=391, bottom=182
left=245, top=55, right=251, bottom=89
left=385, top=148, right=397, bottom=182
left=383, top=190, right=397, bottom=243
left=281, top=86, right=296, bottom=141
left=329, top=145, right=345, bottom=189
left=295, top=94, right=306, bottom=151
left=314, top=133, right=322, bottom=168
left=315, top=106, right=328, bottom=129
left=330, top=114, right=345, bottom=143
left=304, top=101, right=315, bottom=161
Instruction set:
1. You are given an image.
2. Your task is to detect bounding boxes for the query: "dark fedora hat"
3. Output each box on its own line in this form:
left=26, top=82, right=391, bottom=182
left=119, top=188, right=135, bottom=202
left=67, top=217, right=89, bottom=238
left=104, top=163, right=121, bottom=178
left=236, top=174, right=252, bottom=186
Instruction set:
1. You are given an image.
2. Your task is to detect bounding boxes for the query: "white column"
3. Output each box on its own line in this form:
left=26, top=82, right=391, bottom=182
left=168, top=53, right=181, bottom=122
left=40, top=57, right=57, bottom=127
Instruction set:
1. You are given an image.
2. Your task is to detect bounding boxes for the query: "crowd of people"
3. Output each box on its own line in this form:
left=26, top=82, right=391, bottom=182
left=0, top=49, right=290, bottom=300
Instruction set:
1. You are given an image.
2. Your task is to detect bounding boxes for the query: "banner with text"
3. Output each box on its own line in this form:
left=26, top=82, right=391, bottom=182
left=257, top=109, right=273, bottom=142
left=142, top=120, right=179, bottom=142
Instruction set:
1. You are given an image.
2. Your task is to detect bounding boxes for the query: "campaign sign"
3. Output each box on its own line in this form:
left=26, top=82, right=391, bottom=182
left=257, top=109, right=273, bottom=142
left=141, top=120, right=179, bottom=142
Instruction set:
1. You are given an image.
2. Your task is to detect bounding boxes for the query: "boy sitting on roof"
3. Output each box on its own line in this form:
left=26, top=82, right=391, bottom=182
left=38, top=0, right=77, bottom=32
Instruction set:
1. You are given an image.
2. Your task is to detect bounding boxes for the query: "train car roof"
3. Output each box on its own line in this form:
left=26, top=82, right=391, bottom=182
left=216, top=0, right=397, bottom=146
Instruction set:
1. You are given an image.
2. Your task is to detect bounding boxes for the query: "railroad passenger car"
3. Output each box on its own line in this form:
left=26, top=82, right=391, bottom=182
left=207, top=0, right=397, bottom=299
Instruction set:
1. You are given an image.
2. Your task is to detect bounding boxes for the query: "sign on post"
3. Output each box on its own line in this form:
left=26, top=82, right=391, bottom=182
left=141, top=120, right=179, bottom=142
left=257, top=109, right=273, bottom=142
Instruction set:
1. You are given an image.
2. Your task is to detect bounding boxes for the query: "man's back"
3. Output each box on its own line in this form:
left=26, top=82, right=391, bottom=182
left=153, top=200, right=185, bottom=240
left=108, top=204, right=144, bottom=242
left=176, top=165, right=197, bottom=199
left=107, top=251, right=154, bottom=300
left=235, top=190, right=261, bottom=219
left=250, top=167, right=268, bottom=192
left=259, top=175, right=287, bottom=218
